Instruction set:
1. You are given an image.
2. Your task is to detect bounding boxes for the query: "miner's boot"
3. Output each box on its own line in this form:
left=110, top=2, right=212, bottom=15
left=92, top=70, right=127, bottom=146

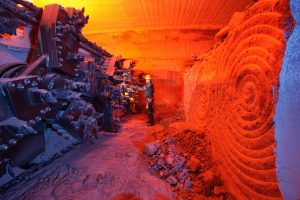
left=146, top=109, right=154, bottom=126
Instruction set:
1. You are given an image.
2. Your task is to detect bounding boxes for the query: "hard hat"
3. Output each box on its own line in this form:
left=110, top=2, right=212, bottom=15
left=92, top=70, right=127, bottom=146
left=145, top=74, right=152, bottom=80
left=129, top=97, right=135, bottom=102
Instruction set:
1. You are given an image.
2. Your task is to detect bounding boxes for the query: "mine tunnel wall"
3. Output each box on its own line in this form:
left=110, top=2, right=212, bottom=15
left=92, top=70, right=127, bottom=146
left=184, top=0, right=294, bottom=199
left=274, top=0, right=300, bottom=199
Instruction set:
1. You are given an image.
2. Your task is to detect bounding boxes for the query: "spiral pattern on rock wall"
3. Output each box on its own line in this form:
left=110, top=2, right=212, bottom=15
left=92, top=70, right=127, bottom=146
left=184, top=0, right=294, bottom=199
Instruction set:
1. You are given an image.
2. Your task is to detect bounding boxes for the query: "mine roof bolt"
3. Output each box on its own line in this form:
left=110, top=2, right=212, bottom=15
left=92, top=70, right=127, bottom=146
left=29, top=120, right=35, bottom=124
left=35, top=117, right=41, bottom=121
left=40, top=109, right=46, bottom=115
left=37, top=77, right=43, bottom=82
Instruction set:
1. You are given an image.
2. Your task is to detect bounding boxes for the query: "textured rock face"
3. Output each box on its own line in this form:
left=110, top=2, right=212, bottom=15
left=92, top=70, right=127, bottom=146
left=275, top=0, right=300, bottom=199
left=184, top=0, right=293, bottom=199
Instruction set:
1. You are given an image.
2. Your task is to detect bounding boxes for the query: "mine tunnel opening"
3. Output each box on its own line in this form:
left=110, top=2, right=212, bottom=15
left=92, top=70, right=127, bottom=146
left=0, top=0, right=299, bottom=200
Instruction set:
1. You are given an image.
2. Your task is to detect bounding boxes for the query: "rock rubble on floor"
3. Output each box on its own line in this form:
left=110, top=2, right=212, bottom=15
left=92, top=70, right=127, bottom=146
left=144, top=129, right=236, bottom=200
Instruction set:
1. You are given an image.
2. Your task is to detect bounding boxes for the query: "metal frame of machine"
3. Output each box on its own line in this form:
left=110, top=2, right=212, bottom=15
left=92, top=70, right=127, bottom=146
left=0, top=0, right=134, bottom=185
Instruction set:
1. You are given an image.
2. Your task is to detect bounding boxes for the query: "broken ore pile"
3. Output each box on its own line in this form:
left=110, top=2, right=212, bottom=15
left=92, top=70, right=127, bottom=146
left=144, top=129, right=236, bottom=200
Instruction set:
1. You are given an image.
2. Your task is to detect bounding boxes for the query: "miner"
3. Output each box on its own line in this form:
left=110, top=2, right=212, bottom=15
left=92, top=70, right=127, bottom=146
left=136, top=74, right=155, bottom=126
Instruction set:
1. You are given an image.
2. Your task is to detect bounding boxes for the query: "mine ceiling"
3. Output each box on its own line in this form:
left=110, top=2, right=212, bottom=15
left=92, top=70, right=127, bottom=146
left=33, top=0, right=255, bottom=33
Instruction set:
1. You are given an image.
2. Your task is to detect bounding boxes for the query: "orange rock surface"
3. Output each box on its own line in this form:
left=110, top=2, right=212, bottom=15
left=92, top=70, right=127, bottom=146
left=184, top=0, right=294, bottom=199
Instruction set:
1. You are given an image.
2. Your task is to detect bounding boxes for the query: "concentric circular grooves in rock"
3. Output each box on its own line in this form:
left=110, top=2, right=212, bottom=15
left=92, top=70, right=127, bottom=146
left=189, top=60, right=215, bottom=130
left=185, top=0, right=292, bottom=199
left=215, top=4, right=285, bottom=199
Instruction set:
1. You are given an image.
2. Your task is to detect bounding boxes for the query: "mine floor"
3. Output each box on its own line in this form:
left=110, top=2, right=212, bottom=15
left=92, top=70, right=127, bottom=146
left=2, top=115, right=174, bottom=200
left=2, top=107, right=233, bottom=200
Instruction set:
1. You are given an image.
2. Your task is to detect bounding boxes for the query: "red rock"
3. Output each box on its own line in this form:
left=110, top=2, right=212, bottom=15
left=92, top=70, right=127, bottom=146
left=167, top=176, right=178, bottom=186
left=187, top=156, right=201, bottom=172
left=202, top=170, right=214, bottom=184
left=202, top=170, right=222, bottom=187
left=144, top=141, right=160, bottom=156
left=214, top=186, right=226, bottom=196
left=184, top=179, right=192, bottom=188
left=159, top=171, right=164, bottom=178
